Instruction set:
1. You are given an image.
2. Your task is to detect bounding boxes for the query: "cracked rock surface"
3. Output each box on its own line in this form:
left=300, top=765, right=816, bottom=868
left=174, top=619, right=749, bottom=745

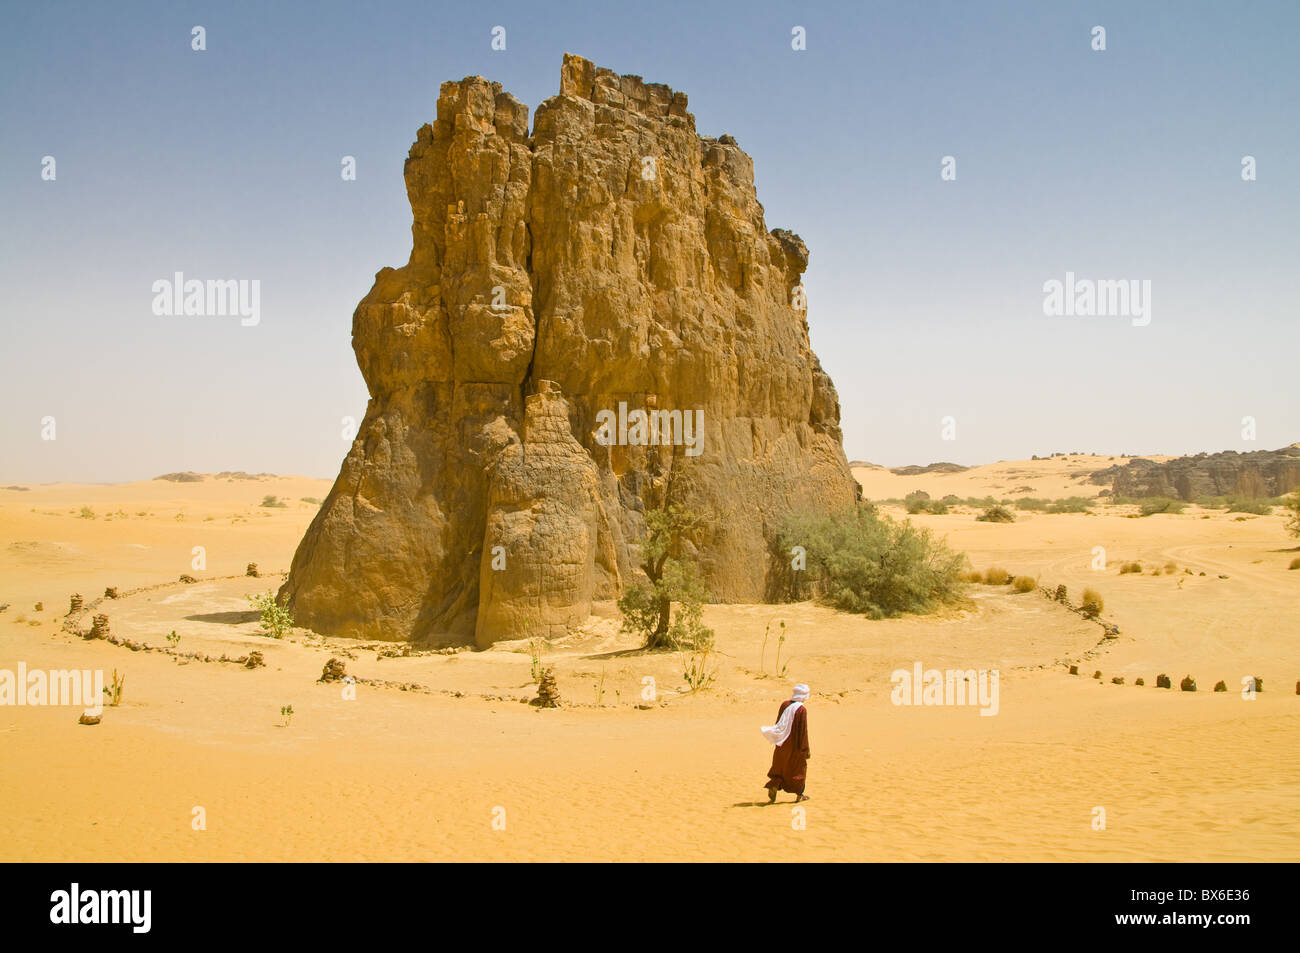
left=280, top=54, right=857, bottom=646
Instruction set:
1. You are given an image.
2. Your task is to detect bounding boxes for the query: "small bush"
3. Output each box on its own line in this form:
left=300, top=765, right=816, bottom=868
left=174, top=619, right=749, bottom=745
left=982, top=567, right=1010, bottom=586
left=1120, top=562, right=1142, bottom=574
left=1227, top=498, right=1272, bottom=515
left=1156, top=673, right=1171, bottom=689
left=1139, top=497, right=1186, bottom=516
left=248, top=591, right=293, bottom=638
left=260, top=495, right=287, bottom=508
left=958, top=569, right=983, bottom=583
left=774, top=504, right=965, bottom=619
left=1011, top=575, right=1036, bottom=593
left=1180, top=675, right=1197, bottom=692
left=1285, top=489, right=1300, bottom=539
left=1046, top=497, right=1091, bottom=514
left=976, top=505, right=1015, bottom=523
left=1080, top=587, right=1104, bottom=616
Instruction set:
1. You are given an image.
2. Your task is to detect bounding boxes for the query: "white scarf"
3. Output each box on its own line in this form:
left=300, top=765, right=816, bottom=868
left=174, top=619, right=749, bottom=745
left=761, top=684, right=809, bottom=745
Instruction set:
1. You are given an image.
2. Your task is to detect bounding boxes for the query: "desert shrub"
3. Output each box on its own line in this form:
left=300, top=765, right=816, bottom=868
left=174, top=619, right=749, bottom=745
left=903, top=491, right=930, bottom=514
left=1046, top=497, right=1092, bottom=514
left=1285, top=490, right=1300, bottom=539
left=618, top=505, right=714, bottom=651
left=1139, top=497, right=1185, bottom=516
left=958, top=569, right=983, bottom=583
left=976, top=505, right=1015, bottom=523
left=1014, top=497, right=1048, bottom=512
left=1011, top=575, right=1036, bottom=593
left=1080, top=587, right=1104, bottom=616
left=248, top=590, right=294, bottom=638
left=260, top=495, right=287, bottom=508
left=774, top=504, right=965, bottom=619
left=300, top=497, right=322, bottom=505
left=904, top=491, right=947, bottom=515
left=1227, top=498, right=1272, bottom=515
left=1120, top=562, right=1142, bottom=574
left=982, top=567, right=1010, bottom=586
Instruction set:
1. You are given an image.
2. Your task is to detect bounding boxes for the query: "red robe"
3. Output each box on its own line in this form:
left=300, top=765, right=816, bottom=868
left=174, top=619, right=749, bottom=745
left=765, top=700, right=810, bottom=795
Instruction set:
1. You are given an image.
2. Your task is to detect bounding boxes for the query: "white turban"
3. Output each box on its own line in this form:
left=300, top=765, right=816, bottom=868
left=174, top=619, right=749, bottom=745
left=761, top=684, right=809, bottom=745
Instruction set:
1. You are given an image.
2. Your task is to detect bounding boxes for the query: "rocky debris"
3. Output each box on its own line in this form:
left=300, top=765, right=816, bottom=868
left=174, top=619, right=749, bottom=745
left=1214, top=680, right=1228, bottom=692
left=178, top=574, right=197, bottom=584
left=34, top=602, right=43, bottom=612
left=1053, top=584, right=1068, bottom=603
left=279, top=54, right=858, bottom=647
left=1088, top=445, right=1300, bottom=499
left=78, top=711, right=101, bottom=726
left=68, top=593, right=83, bottom=615
left=1068, top=664, right=1078, bottom=675
left=1111, top=676, right=1124, bottom=684
left=1135, top=677, right=1145, bottom=686
left=1092, top=670, right=1102, bottom=680
left=104, top=587, right=118, bottom=599
left=1102, top=623, right=1120, bottom=639
left=245, top=651, right=265, bottom=669
left=1250, top=676, right=1263, bottom=693
left=318, top=657, right=347, bottom=682
left=533, top=667, right=561, bottom=708
left=1156, top=673, right=1172, bottom=689
left=246, top=563, right=259, bottom=578
left=1180, top=675, right=1197, bottom=692
left=88, top=614, right=110, bottom=640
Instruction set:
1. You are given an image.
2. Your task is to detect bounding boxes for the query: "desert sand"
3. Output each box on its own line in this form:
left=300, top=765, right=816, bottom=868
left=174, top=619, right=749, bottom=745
left=1, top=463, right=1297, bottom=861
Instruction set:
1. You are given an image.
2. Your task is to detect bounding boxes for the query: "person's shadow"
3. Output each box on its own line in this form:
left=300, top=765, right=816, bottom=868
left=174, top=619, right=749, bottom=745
left=731, top=799, right=778, bottom=808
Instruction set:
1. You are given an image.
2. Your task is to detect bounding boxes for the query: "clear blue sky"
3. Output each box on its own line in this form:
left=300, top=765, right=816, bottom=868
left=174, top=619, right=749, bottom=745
left=2, top=0, right=1297, bottom=483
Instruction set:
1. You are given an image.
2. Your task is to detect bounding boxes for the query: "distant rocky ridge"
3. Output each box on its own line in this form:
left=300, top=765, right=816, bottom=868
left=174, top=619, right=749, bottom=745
left=888, top=462, right=970, bottom=476
left=154, top=471, right=277, bottom=482
left=1088, top=445, right=1300, bottom=499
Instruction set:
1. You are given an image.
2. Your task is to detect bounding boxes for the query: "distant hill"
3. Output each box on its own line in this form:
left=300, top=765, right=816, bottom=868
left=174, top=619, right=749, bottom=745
left=155, top=471, right=277, bottom=483
left=888, top=462, right=970, bottom=476
left=1088, top=445, right=1300, bottom=499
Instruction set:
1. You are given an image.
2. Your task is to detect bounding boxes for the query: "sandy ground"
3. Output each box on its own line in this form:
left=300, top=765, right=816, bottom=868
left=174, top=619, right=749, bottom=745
left=1, top=469, right=1297, bottom=861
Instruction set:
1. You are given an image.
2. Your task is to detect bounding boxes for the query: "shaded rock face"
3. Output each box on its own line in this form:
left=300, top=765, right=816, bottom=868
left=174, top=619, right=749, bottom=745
left=280, top=54, right=857, bottom=646
left=1088, top=446, right=1300, bottom=499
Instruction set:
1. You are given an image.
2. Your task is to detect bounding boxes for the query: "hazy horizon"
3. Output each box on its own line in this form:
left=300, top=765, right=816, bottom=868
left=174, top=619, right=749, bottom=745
left=3, top=1, right=1298, bottom=483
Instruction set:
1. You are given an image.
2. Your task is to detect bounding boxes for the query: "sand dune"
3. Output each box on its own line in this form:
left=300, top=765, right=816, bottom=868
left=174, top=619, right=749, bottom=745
left=1, top=472, right=1297, bottom=861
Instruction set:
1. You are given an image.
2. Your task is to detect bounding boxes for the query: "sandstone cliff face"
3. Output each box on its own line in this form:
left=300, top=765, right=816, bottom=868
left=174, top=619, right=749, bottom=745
left=280, top=54, right=858, bottom=646
left=1089, top=446, right=1300, bottom=499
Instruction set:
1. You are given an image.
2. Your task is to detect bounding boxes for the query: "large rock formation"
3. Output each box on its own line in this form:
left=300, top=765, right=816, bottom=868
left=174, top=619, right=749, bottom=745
left=1088, top=445, right=1300, bottom=499
left=280, top=54, right=858, bottom=646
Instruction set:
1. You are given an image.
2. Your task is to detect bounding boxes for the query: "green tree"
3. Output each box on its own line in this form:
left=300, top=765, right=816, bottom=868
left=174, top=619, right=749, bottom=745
left=618, top=504, right=714, bottom=651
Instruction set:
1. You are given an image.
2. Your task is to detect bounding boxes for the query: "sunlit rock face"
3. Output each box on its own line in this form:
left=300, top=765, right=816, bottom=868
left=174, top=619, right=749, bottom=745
left=280, top=54, right=857, bottom=646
